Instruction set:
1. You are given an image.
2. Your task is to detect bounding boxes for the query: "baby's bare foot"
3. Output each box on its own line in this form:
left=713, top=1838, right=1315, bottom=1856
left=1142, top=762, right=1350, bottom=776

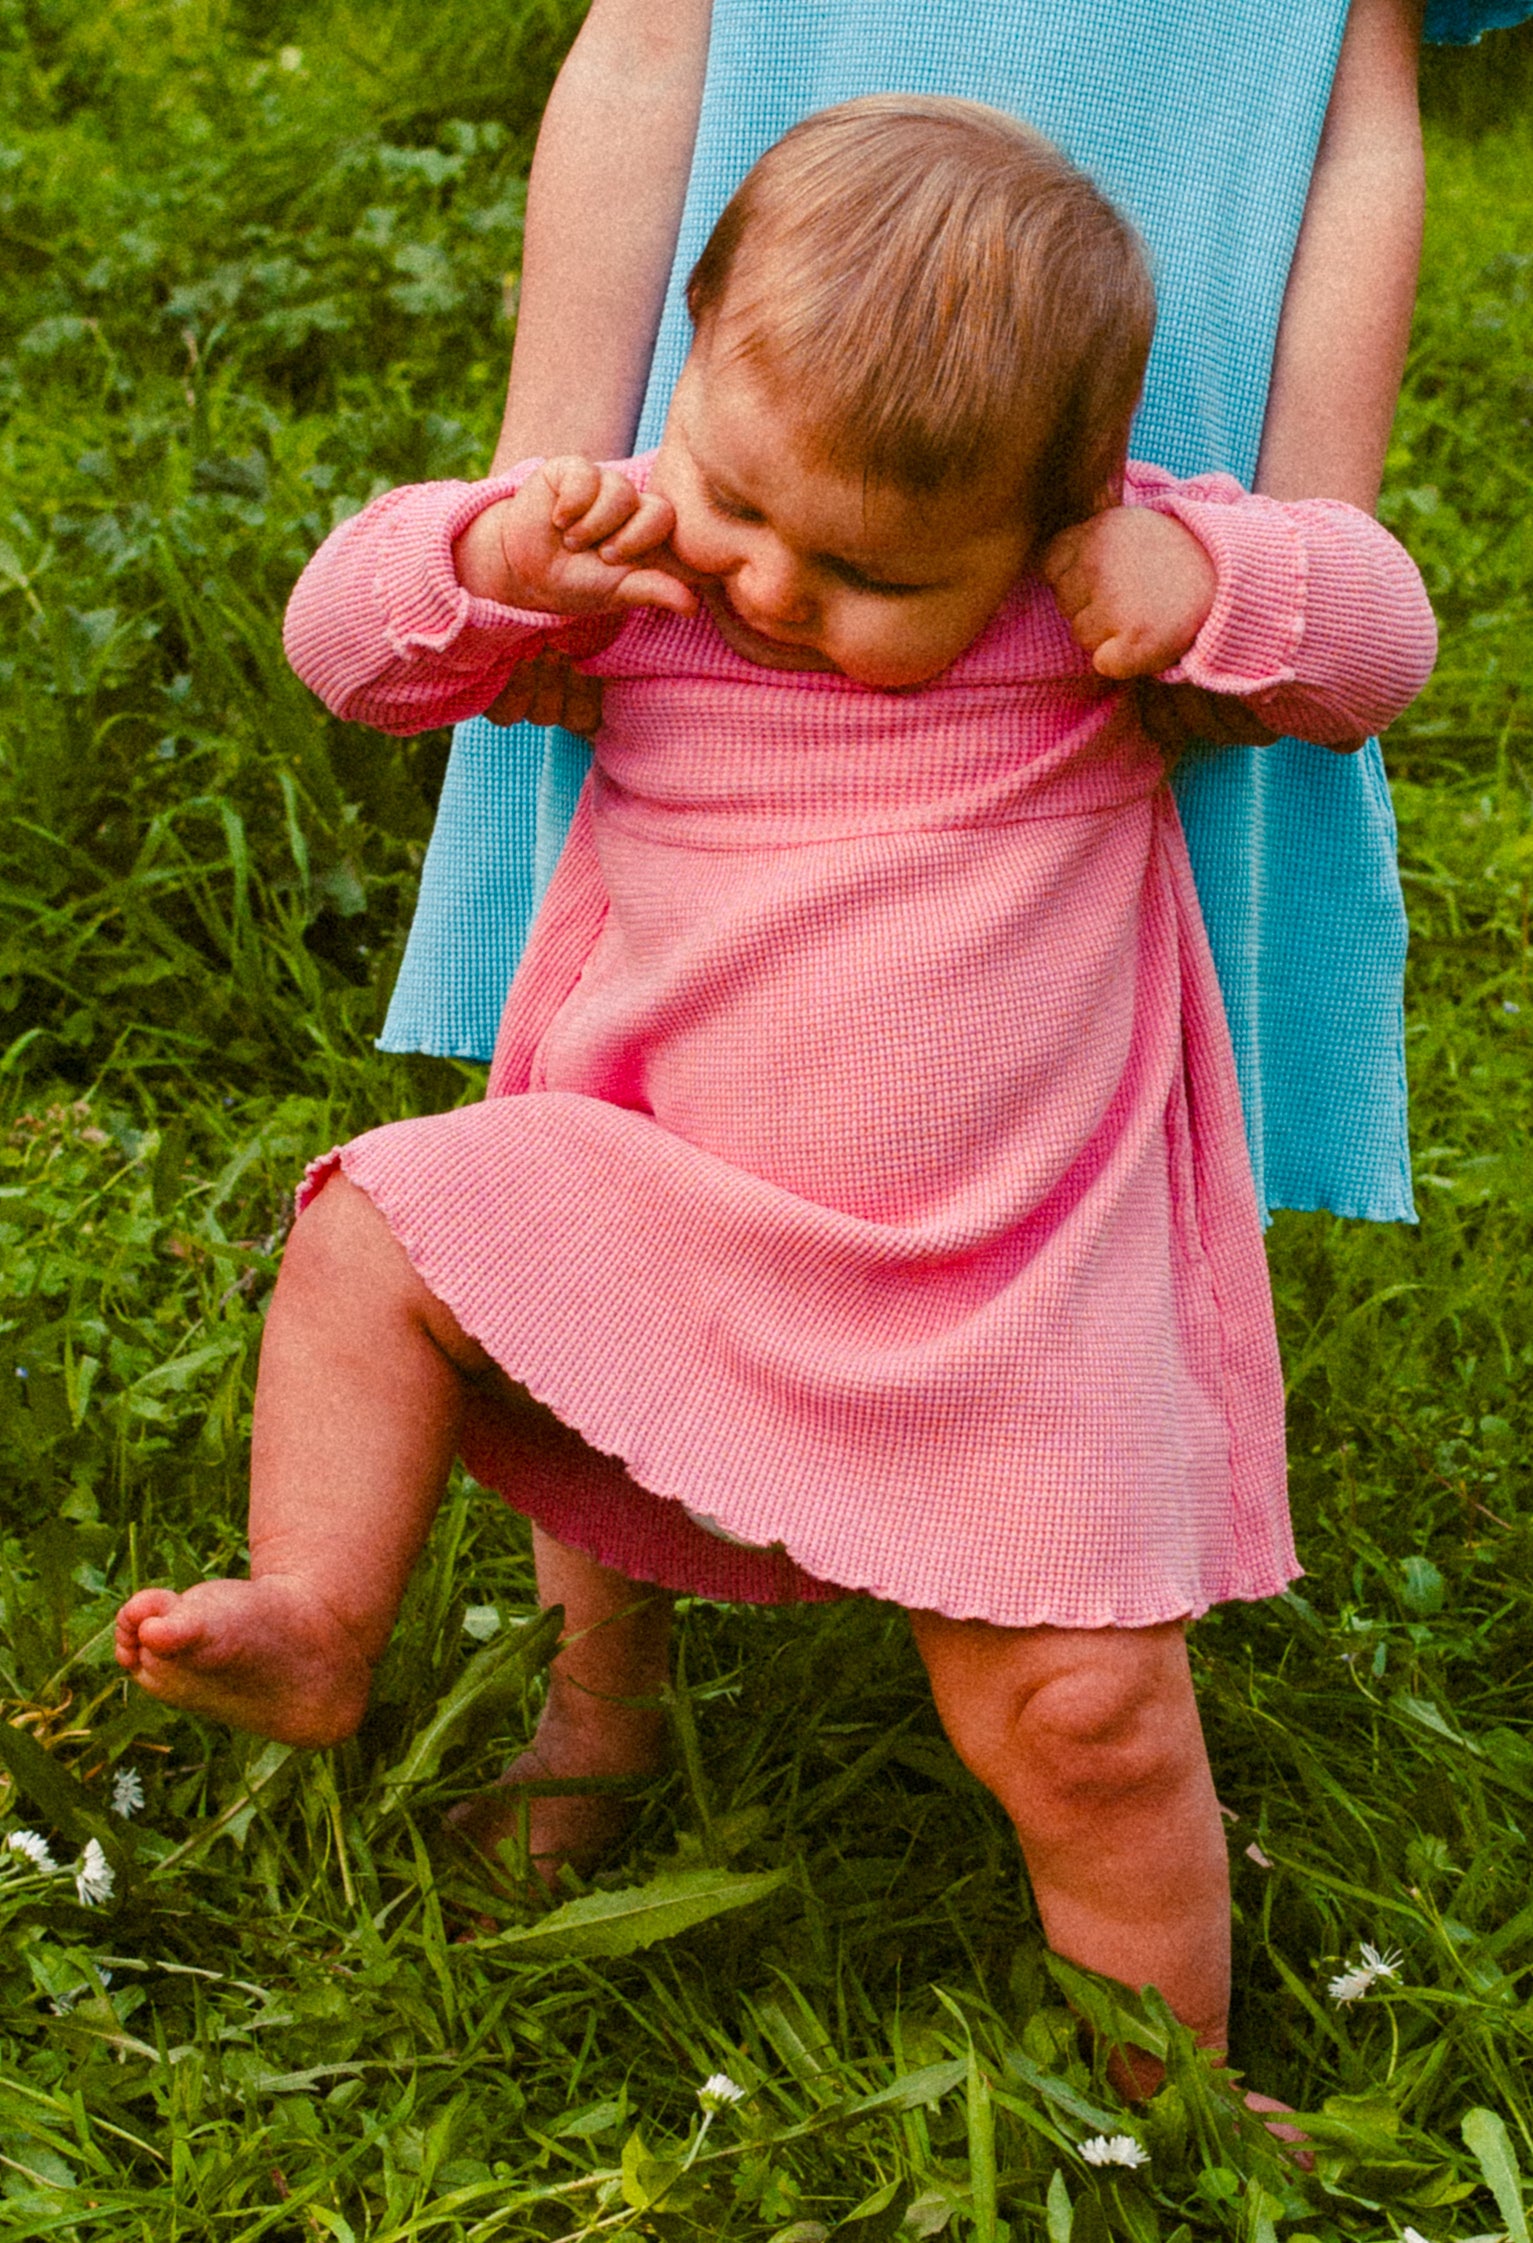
left=115, top=1577, right=374, bottom=1748
left=447, top=1700, right=666, bottom=1890
left=447, top=1745, right=640, bottom=1889
left=1241, top=2089, right=1312, bottom=2165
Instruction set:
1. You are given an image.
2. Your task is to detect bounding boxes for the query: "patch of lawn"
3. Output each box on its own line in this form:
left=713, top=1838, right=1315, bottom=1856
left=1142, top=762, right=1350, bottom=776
left=0, top=7, right=1529, bottom=2236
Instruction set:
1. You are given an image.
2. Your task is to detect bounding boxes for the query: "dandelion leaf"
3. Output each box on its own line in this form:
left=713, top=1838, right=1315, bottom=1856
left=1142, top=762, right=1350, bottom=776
left=844, top=2175, right=900, bottom=2220
left=1044, top=1954, right=1168, bottom=2060
left=902, top=2188, right=958, bottom=2236
left=1244, top=2181, right=1285, bottom=2243
left=1293, top=2091, right=1400, bottom=2157
left=477, top=1864, right=788, bottom=1960
left=1070, top=2185, right=1113, bottom=2243
left=847, top=2059, right=966, bottom=2116
left=368, top=1604, right=563, bottom=1824
left=1047, top=2168, right=1074, bottom=2243
left=1462, top=2107, right=1529, bottom=2243
left=1003, top=2047, right=1120, bottom=2133
left=620, top=2126, right=683, bottom=2211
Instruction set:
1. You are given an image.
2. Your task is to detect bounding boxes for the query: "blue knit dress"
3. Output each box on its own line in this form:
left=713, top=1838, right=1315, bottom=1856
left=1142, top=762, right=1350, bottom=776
left=378, top=0, right=1527, bottom=1223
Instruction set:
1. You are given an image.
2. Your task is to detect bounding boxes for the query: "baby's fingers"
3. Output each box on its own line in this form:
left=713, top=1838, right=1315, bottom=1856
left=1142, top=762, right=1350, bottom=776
left=596, top=490, right=677, bottom=563
left=1039, top=525, right=1090, bottom=603
left=547, top=460, right=645, bottom=549
left=1089, top=623, right=1183, bottom=680
left=1088, top=631, right=1142, bottom=680
left=610, top=566, right=699, bottom=618
left=541, top=456, right=603, bottom=532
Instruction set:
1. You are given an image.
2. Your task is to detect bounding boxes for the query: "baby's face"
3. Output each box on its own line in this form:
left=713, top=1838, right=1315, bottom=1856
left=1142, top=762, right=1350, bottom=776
left=651, top=342, right=1034, bottom=689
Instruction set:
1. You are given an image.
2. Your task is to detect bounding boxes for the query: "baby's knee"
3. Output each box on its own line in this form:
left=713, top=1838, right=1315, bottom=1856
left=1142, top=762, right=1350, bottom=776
left=1015, top=1650, right=1197, bottom=1815
left=917, top=1617, right=1200, bottom=1816
left=276, top=1174, right=489, bottom=1372
left=286, top=1173, right=426, bottom=1304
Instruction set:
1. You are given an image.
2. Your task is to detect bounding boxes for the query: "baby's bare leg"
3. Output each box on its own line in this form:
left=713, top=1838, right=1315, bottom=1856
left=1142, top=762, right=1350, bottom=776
left=116, top=1175, right=488, bottom=1746
left=908, top=1614, right=1229, bottom=2096
left=449, top=1526, right=673, bottom=1881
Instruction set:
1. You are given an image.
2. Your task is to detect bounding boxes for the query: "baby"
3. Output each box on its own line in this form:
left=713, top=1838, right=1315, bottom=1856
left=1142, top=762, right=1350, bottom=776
left=119, top=98, right=1434, bottom=2090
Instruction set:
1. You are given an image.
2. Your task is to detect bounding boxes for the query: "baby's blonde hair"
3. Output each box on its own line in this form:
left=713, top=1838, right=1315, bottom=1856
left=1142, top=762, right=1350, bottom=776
left=686, top=95, right=1156, bottom=543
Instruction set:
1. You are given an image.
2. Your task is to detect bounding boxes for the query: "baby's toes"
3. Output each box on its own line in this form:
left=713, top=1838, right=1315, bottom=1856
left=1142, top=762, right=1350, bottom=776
left=136, top=1578, right=262, bottom=1666
left=136, top=1604, right=212, bottom=1659
left=131, top=1642, right=216, bottom=1714
left=115, top=1588, right=180, bottom=1670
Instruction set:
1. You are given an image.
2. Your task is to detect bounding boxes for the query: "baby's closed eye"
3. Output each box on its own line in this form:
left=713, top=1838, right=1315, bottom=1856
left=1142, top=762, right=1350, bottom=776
left=821, top=555, right=933, bottom=597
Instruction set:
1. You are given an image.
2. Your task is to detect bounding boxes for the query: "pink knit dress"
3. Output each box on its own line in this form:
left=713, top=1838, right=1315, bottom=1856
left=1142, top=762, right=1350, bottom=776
left=284, top=459, right=1435, bottom=1627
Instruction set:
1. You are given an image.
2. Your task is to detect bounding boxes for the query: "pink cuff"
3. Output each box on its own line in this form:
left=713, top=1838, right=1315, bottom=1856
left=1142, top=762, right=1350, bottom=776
left=1136, top=481, right=1308, bottom=696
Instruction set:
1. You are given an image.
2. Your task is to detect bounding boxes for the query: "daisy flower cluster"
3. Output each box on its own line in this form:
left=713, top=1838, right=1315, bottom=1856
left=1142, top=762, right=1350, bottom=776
left=4, top=1828, right=116, bottom=1906
left=1327, top=1940, right=1403, bottom=2003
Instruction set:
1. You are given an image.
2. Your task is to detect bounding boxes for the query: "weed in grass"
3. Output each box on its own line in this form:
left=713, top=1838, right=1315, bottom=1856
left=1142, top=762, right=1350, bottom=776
left=0, top=6, right=1530, bottom=2236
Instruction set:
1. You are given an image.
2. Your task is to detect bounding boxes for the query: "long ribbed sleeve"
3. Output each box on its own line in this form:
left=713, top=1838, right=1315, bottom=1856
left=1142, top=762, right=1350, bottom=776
left=1129, top=464, right=1437, bottom=744
left=282, top=476, right=624, bottom=736
left=283, top=456, right=1436, bottom=748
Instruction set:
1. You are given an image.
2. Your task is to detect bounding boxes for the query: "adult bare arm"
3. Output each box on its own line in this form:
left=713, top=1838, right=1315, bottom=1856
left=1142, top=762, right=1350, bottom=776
left=1254, top=0, right=1426, bottom=511
left=477, top=0, right=711, bottom=729
left=1147, top=0, right=1424, bottom=752
left=491, top=0, right=713, bottom=472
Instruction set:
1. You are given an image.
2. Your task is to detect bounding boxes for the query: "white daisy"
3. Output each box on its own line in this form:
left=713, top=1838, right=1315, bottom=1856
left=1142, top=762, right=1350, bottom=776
left=1080, top=2134, right=1149, bottom=2169
left=6, top=1829, right=57, bottom=1872
left=698, top=2073, right=746, bottom=2112
left=74, top=1838, right=114, bottom=1906
left=1328, top=1939, right=1404, bottom=2003
left=111, top=1766, right=145, bottom=1818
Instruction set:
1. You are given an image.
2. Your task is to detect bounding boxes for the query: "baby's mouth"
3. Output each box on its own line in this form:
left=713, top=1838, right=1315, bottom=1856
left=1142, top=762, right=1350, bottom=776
left=701, top=584, right=838, bottom=672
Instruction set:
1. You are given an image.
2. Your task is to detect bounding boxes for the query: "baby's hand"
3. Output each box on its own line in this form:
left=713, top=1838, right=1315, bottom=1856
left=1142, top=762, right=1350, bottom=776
left=454, top=458, right=700, bottom=621
left=1041, top=508, right=1217, bottom=679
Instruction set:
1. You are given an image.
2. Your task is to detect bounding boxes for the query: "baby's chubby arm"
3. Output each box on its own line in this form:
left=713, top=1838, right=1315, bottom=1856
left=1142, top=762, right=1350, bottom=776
left=454, top=459, right=696, bottom=620
left=1042, top=476, right=1437, bottom=750
left=283, top=461, right=693, bottom=736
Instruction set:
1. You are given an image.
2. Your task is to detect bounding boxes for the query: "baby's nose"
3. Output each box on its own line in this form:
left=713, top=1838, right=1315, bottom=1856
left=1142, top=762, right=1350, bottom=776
left=736, top=547, right=813, bottom=626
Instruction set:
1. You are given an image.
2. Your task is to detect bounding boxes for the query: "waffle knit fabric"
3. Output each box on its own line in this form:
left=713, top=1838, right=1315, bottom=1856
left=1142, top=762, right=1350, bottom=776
left=285, top=458, right=1435, bottom=1623
left=379, top=0, right=1525, bottom=1223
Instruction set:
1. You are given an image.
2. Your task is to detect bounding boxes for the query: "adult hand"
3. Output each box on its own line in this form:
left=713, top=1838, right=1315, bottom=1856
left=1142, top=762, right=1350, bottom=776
left=484, top=651, right=604, bottom=735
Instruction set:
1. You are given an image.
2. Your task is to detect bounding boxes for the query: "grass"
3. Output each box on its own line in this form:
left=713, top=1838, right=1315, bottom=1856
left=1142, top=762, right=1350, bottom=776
left=0, top=4, right=1530, bottom=2236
